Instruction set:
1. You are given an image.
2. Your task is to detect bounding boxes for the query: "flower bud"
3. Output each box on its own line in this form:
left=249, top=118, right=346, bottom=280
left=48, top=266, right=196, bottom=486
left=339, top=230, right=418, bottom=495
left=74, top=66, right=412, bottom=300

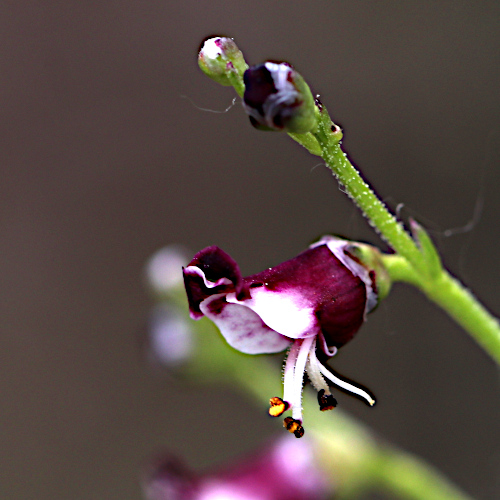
left=198, top=37, right=248, bottom=87
left=243, top=62, right=317, bottom=133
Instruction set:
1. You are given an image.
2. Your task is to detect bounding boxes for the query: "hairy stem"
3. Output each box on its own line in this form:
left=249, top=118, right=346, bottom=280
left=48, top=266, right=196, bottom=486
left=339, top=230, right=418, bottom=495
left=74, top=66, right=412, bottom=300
left=313, top=130, right=424, bottom=269
left=311, top=109, right=500, bottom=363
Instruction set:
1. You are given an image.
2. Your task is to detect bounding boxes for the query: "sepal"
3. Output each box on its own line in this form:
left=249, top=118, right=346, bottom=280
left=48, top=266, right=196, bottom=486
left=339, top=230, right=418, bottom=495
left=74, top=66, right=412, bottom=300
left=343, top=240, right=392, bottom=303
left=410, top=218, right=442, bottom=279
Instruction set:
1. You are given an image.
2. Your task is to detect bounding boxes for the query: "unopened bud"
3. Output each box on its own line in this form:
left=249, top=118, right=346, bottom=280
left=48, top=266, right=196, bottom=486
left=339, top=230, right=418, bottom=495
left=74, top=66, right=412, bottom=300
left=243, top=62, right=317, bottom=134
left=198, top=37, right=248, bottom=87
left=145, top=245, right=191, bottom=299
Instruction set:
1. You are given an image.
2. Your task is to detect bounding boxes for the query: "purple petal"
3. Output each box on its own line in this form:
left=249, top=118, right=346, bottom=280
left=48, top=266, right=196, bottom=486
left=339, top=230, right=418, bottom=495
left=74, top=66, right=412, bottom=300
left=145, top=437, right=330, bottom=500
left=317, top=235, right=377, bottom=316
left=143, top=456, right=199, bottom=500
left=198, top=436, right=329, bottom=500
left=184, top=239, right=373, bottom=351
left=239, top=242, right=367, bottom=347
left=183, top=246, right=250, bottom=319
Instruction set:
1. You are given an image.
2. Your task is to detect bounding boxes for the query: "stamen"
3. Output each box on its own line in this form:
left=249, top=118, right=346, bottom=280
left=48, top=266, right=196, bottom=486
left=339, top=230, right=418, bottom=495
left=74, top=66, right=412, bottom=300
left=283, top=417, right=304, bottom=438
left=317, top=389, right=337, bottom=411
left=305, top=339, right=331, bottom=393
left=269, top=397, right=289, bottom=417
left=282, top=341, right=300, bottom=408
left=318, top=364, right=376, bottom=406
left=291, top=337, right=315, bottom=422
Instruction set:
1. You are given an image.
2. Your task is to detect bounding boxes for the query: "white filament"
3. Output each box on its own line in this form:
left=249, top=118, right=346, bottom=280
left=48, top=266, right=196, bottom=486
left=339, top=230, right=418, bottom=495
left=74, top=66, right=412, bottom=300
left=282, top=341, right=300, bottom=407
left=318, top=364, right=375, bottom=406
left=291, top=337, right=315, bottom=421
left=305, top=339, right=331, bottom=394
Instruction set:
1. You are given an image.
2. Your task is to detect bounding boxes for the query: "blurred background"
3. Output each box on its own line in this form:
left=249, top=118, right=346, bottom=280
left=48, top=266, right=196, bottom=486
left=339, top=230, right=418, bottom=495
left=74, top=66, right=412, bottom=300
left=0, top=1, right=498, bottom=498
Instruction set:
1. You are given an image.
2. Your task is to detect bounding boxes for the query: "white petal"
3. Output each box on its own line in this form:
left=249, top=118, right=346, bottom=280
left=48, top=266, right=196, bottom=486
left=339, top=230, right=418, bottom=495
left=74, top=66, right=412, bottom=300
left=183, top=265, right=233, bottom=288
left=200, top=295, right=291, bottom=355
left=226, top=287, right=317, bottom=339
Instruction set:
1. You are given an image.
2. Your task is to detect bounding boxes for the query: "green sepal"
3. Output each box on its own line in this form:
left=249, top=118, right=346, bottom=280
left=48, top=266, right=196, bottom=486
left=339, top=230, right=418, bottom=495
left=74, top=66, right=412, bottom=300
left=409, top=219, right=443, bottom=279
left=345, top=242, right=392, bottom=303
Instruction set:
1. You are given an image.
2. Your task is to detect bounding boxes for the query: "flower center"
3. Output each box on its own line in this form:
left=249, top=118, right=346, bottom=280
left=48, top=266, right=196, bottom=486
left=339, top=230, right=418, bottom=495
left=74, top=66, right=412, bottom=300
left=269, top=337, right=376, bottom=437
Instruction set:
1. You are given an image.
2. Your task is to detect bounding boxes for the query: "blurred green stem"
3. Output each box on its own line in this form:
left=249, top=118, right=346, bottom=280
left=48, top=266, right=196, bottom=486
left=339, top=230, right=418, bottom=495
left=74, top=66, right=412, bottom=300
left=189, top=318, right=473, bottom=500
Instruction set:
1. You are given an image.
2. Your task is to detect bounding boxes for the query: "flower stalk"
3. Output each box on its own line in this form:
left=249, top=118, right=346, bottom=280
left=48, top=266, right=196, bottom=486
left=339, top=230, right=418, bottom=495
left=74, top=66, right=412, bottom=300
left=197, top=36, right=500, bottom=364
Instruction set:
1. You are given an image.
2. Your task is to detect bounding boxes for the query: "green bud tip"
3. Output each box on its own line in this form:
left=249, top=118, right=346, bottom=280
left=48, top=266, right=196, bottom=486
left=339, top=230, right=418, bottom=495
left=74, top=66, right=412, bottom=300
left=198, top=37, right=247, bottom=87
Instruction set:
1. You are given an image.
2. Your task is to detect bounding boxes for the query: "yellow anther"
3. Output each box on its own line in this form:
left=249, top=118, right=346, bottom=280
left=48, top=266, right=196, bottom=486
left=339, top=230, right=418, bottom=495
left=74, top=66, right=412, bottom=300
left=269, top=396, right=289, bottom=417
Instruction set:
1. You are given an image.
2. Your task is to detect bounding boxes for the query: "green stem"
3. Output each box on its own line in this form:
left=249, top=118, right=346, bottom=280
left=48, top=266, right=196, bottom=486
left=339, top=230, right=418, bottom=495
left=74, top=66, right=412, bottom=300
left=371, top=449, right=472, bottom=500
left=382, top=255, right=500, bottom=364
left=291, top=103, right=500, bottom=364
left=311, top=113, right=424, bottom=271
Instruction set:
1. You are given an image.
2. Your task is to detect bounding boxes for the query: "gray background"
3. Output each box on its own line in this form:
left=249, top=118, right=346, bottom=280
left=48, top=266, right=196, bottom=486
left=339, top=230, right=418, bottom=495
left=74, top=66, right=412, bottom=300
left=0, top=1, right=498, bottom=499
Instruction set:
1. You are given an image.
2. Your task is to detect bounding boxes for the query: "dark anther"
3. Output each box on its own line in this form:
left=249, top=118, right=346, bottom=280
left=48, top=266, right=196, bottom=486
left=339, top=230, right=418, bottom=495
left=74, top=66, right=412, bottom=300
left=283, top=417, right=304, bottom=438
left=317, top=389, right=337, bottom=411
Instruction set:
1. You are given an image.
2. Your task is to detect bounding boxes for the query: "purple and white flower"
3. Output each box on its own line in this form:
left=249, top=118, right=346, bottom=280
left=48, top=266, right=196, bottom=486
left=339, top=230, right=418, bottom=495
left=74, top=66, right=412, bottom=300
left=183, top=236, right=378, bottom=436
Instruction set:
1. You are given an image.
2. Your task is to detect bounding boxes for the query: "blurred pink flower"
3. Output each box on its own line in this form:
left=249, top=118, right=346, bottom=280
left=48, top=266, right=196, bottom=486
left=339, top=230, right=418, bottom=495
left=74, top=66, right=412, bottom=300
left=143, top=436, right=331, bottom=500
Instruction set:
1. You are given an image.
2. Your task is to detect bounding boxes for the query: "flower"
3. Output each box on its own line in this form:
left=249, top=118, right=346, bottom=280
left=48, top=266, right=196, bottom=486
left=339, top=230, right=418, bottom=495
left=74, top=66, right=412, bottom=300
left=146, top=245, right=192, bottom=297
left=183, top=236, right=385, bottom=437
left=242, top=62, right=317, bottom=133
left=143, top=245, right=196, bottom=369
left=143, top=436, right=331, bottom=500
left=146, top=304, right=194, bottom=368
